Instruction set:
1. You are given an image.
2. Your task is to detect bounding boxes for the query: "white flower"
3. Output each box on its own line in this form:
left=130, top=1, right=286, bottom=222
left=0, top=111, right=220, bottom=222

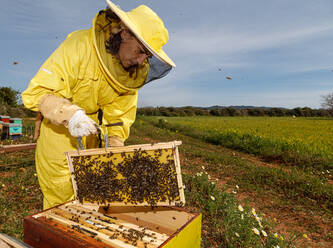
left=273, top=233, right=278, bottom=238
left=210, top=196, right=215, bottom=201
left=235, top=185, right=239, bottom=189
left=241, top=214, right=244, bottom=220
left=251, top=208, right=257, bottom=216
left=201, top=166, right=205, bottom=170
left=235, top=232, right=240, bottom=237
left=211, top=182, right=215, bottom=185
left=261, top=230, right=267, bottom=237
left=238, top=205, right=244, bottom=212
left=232, top=190, right=237, bottom=194
left=252, top=228, right=260, bottom=235
left=274, top=246, right=280, bottom=248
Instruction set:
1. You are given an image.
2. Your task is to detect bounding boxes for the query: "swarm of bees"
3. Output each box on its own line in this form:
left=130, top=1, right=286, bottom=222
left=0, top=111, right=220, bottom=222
left=71, top=148, right=180, bottom=206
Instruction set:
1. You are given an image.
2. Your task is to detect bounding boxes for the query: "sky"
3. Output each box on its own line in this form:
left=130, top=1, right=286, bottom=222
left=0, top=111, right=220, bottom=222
left=1, top=0, right=333, bottom=109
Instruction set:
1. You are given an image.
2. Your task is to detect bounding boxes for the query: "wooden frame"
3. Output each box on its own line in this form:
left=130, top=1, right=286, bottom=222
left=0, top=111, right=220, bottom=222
left=65, top=141, right=185, bottom=207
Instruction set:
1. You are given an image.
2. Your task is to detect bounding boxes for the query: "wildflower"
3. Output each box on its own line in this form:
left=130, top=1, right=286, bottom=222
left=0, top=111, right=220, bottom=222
left=327, top=170, right=330, bottom=174
left=208, top=175, right=211, bottom=180
left=34, top=173, right=37, bottom=177
left=235, top=232, right=240, bottom=237
left=232, top=190, right=237, bottom=194
left=201, top=166, right=205, bottom=170
left=261, top=230, right=267, bottom=237
left=241, top=214, right=244, bottom=220
left=211, top=182, right=215, bottom=185
left=273, top=233, right=278, bottom=238
left=280, top=235, right=284, bottom=241
left=251, top=208, right=257, bottom=216
left=273, top=246, right=280, bottom=248
left=235, top=185, right=239, bottom=189
left=21, top=186, right=25, bottom=190
left=273, top=217, right=277, bottom=222
left=210, top=196, right=215, bottom=201
left=1, top=184, right=4, bottom=188
left=252, top=228, right=260, bottom=235
left=303, top=234, right=309, bottom=239
left=238, top=205, right=244, bottom=212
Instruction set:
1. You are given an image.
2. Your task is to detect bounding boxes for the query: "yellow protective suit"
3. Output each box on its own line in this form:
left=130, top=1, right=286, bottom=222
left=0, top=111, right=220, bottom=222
left=22, top=11, right=149, bottom=209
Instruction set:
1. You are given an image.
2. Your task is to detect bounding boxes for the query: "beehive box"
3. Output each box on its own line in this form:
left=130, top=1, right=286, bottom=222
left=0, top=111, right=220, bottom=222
left=9, top=123, right=22, bottom=135
left=24, top=201, right=202, bottom=248
left=0, top=116, right=10, bottom=123
left=65, top=141, right=185, bottom=207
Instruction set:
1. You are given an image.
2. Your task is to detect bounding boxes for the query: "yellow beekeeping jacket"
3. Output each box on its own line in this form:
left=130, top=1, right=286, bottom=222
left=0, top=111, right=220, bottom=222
left=22, top=11, right=149, bottom=209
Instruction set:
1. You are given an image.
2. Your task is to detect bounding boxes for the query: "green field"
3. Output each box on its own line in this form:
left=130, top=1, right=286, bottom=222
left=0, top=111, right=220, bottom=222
left=142, top=116, right=333, bottom=173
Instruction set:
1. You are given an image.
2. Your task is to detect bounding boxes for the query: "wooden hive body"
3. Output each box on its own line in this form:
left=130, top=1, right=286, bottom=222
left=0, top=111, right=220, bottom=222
left=24, top=201, right=202, bottom=247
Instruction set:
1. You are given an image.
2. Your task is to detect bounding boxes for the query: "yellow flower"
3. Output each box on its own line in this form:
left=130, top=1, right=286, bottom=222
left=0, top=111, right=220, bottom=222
left=273, top=233, right=278, bottom=238
left=261, top=230, right=267, bottom=237
left=252, top=228, right=260, bottom=235
left=303, top=234, right=309, bottom=239
left=235, top=232, right=240, bottom=237
left=21, top=186, right=25, bottom=190
left=210, top=196, right=215, bottom=201
left=34, top=173, right=37, bottom=177
left=201, top=166, right=205, bottom=170
left=251, top=208, right=256, bottom=216
left=1, top=184, right=4, bottom=188
left=238, top=205, right=244, bottom=212
left=280, top=235, right=284, bottom=241
left=273, top=217, right=277, bottom=222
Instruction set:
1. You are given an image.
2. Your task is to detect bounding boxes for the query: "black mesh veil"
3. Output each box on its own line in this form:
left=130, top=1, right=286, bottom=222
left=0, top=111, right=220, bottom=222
left=145, top=56, right=172, bottom=84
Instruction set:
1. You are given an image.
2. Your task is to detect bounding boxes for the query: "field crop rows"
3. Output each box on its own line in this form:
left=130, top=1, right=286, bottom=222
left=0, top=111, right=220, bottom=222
left=143, top=116, right=333, bottom=174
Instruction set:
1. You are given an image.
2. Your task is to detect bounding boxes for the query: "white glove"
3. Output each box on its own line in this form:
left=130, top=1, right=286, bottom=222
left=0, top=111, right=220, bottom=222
left=68, top=110, right=98, bottom=137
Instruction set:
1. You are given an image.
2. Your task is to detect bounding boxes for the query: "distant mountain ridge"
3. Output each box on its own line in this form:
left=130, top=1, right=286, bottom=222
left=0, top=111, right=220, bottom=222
left=205, top=105, right=287, bottom=110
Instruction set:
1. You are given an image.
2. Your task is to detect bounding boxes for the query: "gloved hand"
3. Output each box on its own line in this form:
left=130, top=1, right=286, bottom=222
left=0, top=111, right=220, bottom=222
left=68, top=110, right=98, bottom=137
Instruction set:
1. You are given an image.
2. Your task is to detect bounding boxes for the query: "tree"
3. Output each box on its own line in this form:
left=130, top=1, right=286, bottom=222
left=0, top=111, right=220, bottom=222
left=321, top=93, right=333, bottom=111
left=0, top=86, right=20, bottom=106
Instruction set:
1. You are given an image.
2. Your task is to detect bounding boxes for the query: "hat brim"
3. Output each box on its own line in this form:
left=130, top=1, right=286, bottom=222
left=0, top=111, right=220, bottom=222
left=106, top=0, right=176, bottom=67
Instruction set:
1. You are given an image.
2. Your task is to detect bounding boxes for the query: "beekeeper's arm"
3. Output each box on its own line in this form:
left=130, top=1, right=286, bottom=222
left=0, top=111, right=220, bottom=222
left=22, top=31, right=97, bottom=137
left=100, top=91, right=138, bottom=147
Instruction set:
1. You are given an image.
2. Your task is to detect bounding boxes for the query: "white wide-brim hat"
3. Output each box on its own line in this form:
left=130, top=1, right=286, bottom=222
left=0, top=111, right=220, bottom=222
left=106, top=0, right=176, bottom=67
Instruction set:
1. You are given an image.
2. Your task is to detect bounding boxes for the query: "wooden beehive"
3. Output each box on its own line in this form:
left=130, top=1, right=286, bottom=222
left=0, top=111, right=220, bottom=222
left=65, top=141, right=185, bottom=208
left=24, top=201, right=202, bottom=248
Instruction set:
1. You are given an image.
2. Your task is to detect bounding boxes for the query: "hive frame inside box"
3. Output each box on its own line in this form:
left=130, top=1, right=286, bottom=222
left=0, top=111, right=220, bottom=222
left=25, top=200, right=201, bottom=248
left=65, top=141, right=185, bottom=207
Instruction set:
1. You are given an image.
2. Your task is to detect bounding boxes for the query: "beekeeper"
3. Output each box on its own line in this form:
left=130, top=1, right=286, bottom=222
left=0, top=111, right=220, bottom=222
left=22, top=0, right=175, bottom=210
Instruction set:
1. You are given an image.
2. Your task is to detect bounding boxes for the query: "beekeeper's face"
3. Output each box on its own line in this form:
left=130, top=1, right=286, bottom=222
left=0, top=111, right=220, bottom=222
left=118, top=30, right=152, bottom=69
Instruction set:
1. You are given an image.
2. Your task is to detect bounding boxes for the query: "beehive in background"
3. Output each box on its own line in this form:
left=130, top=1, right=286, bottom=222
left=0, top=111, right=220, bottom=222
left=65, top=141, right=185, bottom=207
